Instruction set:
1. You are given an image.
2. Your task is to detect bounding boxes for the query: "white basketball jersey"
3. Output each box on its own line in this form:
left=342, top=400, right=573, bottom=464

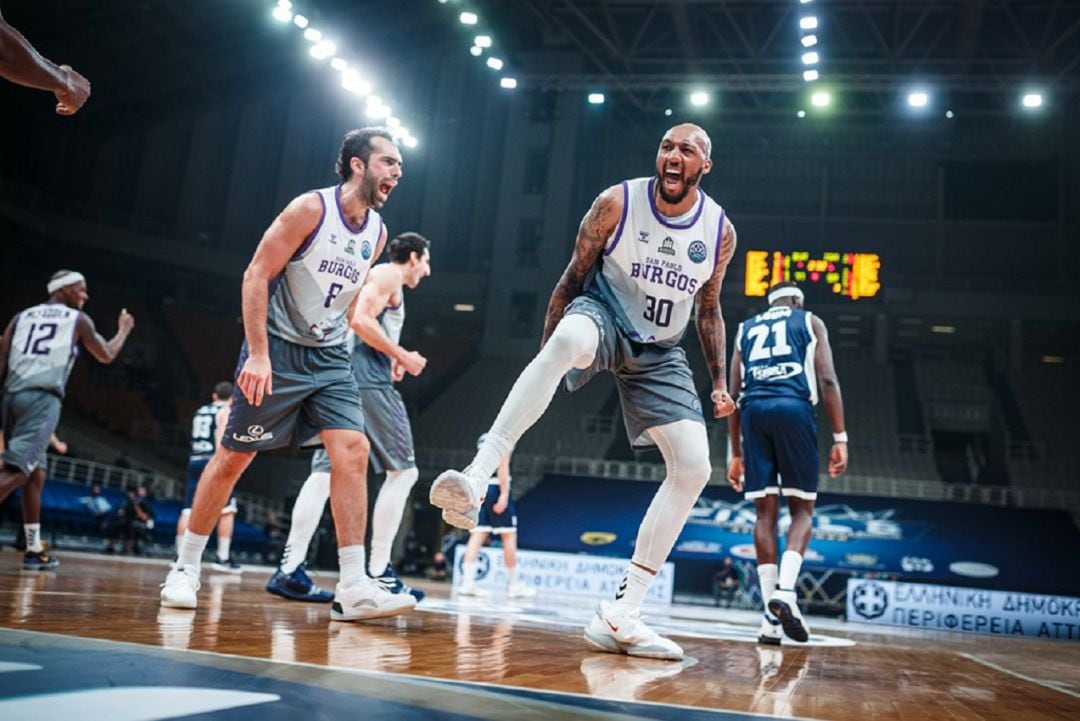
left=585, top=176, right=726, bottom=347
left=267, top=185, right=383, bottom=347
left=5, top=302, right=81, bottom=395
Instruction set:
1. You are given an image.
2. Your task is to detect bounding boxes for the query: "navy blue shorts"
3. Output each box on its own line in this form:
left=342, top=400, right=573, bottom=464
left=740, top=396, right=819, bottom=500
left=475, top=483, right=517, bottom=534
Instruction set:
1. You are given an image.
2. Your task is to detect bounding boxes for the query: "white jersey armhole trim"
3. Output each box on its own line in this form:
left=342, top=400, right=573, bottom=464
left=602, top=181, right=631, bottom=256
left=804, top=311, right=819, bottom=405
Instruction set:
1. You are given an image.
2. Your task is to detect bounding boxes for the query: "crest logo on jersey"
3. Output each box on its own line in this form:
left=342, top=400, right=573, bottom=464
left=360, top=240, right=373, bottom=260
left=687, top=240, right=707, bottom=264
left=658, top=237, right=676, bottom=256
left=637, top=230, right=650, bottom=243
left=345, top=238, right=356, bottom=255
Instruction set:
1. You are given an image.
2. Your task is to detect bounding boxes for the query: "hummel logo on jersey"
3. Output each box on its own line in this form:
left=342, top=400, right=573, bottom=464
left=658, top=237, right=676, bottom=256
left=638, top=230, right=650, bottom=243
left=329, top=233, right=338, bottom=244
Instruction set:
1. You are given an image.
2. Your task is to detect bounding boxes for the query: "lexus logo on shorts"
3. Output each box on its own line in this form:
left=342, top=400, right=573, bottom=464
left=232, top=424, right=274, bottom=443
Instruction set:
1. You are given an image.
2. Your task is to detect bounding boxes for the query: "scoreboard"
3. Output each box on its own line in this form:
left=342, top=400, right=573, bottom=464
left=744, top=250, right=881, bottom=300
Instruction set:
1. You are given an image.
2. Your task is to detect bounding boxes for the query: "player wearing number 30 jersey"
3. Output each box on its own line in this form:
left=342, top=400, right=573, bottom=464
left=431, top=123, right=737, bottom=662
left=0, top=270, right=135, bottom=570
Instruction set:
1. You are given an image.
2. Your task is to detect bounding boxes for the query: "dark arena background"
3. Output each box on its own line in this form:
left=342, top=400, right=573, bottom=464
left=1, top=1, right=1078, bottom=719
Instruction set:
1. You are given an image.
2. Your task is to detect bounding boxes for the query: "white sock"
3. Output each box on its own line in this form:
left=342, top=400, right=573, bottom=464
left=758, top=563, right=779, bottom=609
left=175, top=535, right=184, bottom=554
left=612, top=564, right=653, bottom=613
left=369, top=467, right=419, bottom=575
left=778, top=550, right=803, bottom=591
left=280, top=471, right=330, bottom=574
left=631, top=420, right=712, bottom=569
left=463, top=315, right=598, bottom=481
left=177, top=531, right=210, bottom=570
left=216, top=536, right=231, bottom=562
left=506, top=563, right=518, bottom=589
left=338, top=545, right=367, bottom=588
left=24, top=523, right=42, bottom=553
left=462, top=559, right=477, bottom=587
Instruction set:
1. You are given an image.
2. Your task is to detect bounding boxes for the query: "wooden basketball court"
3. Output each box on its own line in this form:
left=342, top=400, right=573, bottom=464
left=1, top=552, right=1077, bottom=720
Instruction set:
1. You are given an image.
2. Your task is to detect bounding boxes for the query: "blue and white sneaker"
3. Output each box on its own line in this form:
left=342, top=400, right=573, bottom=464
left=23, top=550, right=60, bottom=571
left=265, top=563, right=334, bottom=603
left=372, top=563, right=425, bottom=602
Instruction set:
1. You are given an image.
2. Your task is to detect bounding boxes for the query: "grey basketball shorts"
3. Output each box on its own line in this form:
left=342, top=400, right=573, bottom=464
left=221, top=336, right=365, bottom=453
left=1, top=389, right=62, bottom=476
left=307, top=387, right=415, bottom=475
left=564, top=295, right=705, bottom=450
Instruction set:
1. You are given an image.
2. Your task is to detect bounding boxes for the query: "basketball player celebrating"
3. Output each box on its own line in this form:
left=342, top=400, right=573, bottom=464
left=161, top=128, right=424, bottom=623
left=265, top=232, right=432, bottom=604
left=175, top=382, right=241, bottom=573
left=431, top=124, right=737, bottom=661
left=0, top=271, right=134, bottom=569
left=726, top=282, right=848, bottom=644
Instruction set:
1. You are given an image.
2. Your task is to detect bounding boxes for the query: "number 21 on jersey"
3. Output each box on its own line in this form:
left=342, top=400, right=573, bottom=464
left=746, top=321, right=792, bottom=362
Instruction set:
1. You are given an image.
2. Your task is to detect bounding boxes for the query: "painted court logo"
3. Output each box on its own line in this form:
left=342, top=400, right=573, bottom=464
left=687, top=240, right=707, bottom=264
left=232, top=425, right=274, bottom=443
left=852, top=582, right=889, bottom=619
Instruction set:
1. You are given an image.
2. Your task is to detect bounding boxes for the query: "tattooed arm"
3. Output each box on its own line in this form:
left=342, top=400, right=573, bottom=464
left=539, top=184, right=624, bottom=347
left=695, top=215, right=738, bottom=418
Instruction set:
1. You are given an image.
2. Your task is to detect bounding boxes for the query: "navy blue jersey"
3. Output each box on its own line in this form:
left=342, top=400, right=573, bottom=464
left=189, top=401, right=226, bottom=460
left=735, top=306, right=818, bottom=407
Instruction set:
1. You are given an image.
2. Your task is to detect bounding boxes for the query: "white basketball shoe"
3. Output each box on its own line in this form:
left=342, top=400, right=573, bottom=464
left=331, top=578, right=417, bottom=622
left=160, top=563, right=200, bottom=609
left=430, top=470, right=483, bottom=530
left=758, top=612, right=783, bottom=645
left=508, top=583, right=537, bottom=600
left=458, top=583, right=491, bottom=599
left=583, top=600, right=683, bottom=661
left=767, top=589, right=810, bottom=642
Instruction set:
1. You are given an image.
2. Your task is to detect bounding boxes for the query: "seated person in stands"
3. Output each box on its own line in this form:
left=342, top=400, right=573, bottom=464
left=427, top=551, right=448, bottom=581
left=111, top=484, right=155, bottom=555
left=712, top=556, right=740, bottom=607
left=78, top=483, right=112, bottom=536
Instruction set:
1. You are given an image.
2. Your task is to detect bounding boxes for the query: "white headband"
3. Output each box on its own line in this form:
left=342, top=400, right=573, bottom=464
left=47, top=272, right=85, bottom=294
left=767, top=286, right=804, bottom=305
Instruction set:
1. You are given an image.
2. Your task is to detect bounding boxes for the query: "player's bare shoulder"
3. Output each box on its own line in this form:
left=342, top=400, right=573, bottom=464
left=581, top=184, right=625, bottom=246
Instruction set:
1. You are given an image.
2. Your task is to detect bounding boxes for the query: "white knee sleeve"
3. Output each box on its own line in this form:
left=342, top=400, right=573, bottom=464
left=469, top=315, right=600, bottom=479
left=279, top=471, right=331, bottom=574
left=632, top=420, right=712, bottom=570
left=369, top=467, right=419, bottom=574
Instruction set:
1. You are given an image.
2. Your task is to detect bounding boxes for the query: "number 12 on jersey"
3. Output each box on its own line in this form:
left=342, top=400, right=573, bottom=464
left=643, top=295, right=673, bottom=327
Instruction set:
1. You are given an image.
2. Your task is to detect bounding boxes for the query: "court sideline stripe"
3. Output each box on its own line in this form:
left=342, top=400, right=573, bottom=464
left=958, top=652, right=1080, bottom=699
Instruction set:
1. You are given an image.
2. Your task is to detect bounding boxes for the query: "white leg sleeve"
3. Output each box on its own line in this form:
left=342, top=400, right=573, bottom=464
left=279, top=471, right=330, bottom=574
left=631, top=420, right=712, bottom=571
left=468, top=314, right=599, bottom=480
left=369, top=467, right=419, bottom=575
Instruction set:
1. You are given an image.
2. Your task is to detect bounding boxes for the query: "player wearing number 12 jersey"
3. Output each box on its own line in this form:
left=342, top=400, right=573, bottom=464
left=431, top=124, right=737, bottom=661
left=0, top=270, right=135, bottom=569
left=726, top=281, right=848, bottom=645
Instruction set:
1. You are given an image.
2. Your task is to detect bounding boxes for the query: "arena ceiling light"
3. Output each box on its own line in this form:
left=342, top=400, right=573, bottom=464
left=588, top=92, right=605, bottom=105
left=474, top=35, right=492, bottom=48
left=907, top=91, right=929, bottom=108
left=801, top=35, right=818, bottom=48
left=801, top=51, right=819, bottom=65
left=470, top=45, right=483, bottom=57
left=803, top=69, right=819, bottom=82
left=500, top=77, right=518, bottom=89
left=811, top=90, right=831, bottom=107
left=487, top=57, right=504, bottom=71
left=265, top=2, right=419, bottom=144
left=459, top=11, right=478, bottom=25
left=799, top=16, right=818, bottom=30
left=1021, top=92, right=1043, bottom=109
left=689, top=91, right=710, bottom=106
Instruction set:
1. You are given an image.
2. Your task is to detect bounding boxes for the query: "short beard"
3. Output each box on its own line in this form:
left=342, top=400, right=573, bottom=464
left=655, top=169, right=702, bottom=205
left=362, top=171, right=382, bottom=208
